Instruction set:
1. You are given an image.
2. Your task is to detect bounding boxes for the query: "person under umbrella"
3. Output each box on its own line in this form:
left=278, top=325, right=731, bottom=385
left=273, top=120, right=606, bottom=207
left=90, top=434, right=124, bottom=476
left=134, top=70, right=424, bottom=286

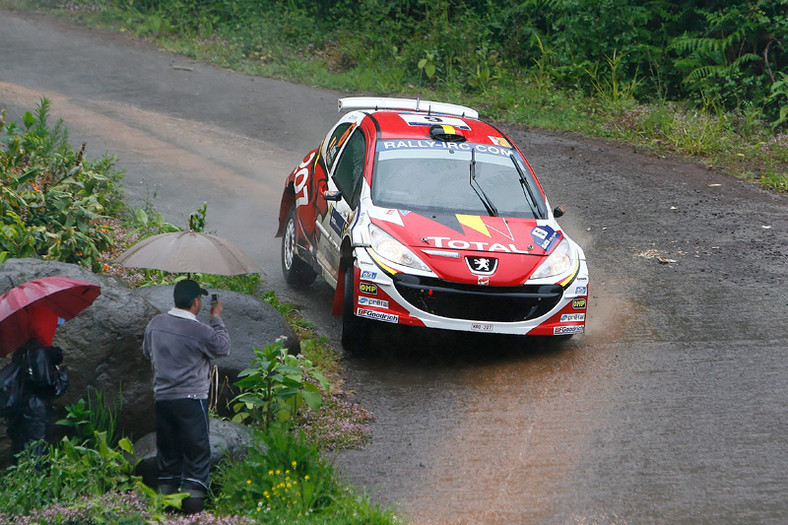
left=1, top=309, right=70, bottom=459
left=0, top=276, right=100, bottom=460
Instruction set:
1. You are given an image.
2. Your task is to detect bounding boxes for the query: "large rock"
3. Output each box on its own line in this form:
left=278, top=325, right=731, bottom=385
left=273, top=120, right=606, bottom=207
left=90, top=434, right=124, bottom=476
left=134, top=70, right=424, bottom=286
left=136, top=285, right=299, bottom=414
left=0, top=258, right=159, bottom=463
left=132, top=418, right=254, bottom=487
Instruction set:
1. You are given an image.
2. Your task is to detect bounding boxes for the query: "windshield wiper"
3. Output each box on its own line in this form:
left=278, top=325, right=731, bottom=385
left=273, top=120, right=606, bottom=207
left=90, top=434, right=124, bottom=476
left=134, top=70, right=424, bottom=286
left=509, top=153, right=546, bottom=219
left=469, top=148, right=498, bottom=217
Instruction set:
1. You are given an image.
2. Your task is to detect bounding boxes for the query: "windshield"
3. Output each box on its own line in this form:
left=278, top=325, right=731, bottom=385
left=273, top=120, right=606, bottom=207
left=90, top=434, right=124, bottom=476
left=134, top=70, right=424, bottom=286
left=371, top=141, right=546, bottom=218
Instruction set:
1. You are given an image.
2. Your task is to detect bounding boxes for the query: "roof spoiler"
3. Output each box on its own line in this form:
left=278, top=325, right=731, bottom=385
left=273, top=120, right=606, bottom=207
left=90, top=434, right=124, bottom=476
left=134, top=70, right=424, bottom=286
left=338, top=97, right=479, bottom=119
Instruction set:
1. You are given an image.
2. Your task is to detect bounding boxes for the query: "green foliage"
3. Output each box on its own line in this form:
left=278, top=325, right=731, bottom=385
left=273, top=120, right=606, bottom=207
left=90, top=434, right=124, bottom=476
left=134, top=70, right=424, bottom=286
left=211, top=427, right=333, bottom=519
left=211, top=426, right=396, bottom=522
left=57, top=389, right=124, bottom=449
left=0, top=432, right=138, bottom=516
left=0, top=98, right=126, bottom=270
left=231, top=340, right=329, bottom=431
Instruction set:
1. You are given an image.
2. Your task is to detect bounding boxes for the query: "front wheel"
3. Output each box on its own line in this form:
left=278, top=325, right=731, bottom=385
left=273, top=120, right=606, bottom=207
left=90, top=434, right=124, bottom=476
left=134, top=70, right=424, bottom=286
left=281, top=207, right=317, bottom=287
left=341, top=263, right=369, bottom=356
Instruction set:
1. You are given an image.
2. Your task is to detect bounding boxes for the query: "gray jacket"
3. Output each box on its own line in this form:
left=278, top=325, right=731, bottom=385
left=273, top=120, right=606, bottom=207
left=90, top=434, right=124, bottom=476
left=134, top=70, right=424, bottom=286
left=142, top=309, right=231, bottom=401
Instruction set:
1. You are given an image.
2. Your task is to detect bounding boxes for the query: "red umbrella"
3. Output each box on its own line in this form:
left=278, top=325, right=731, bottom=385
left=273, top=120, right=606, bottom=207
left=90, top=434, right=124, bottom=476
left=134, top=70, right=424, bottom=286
left=0, top=276, right=101, bottom=357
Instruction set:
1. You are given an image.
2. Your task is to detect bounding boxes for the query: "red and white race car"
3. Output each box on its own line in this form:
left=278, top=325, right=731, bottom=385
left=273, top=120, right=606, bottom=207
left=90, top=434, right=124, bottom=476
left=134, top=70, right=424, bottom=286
left=276, top=97, right=588, bottom=353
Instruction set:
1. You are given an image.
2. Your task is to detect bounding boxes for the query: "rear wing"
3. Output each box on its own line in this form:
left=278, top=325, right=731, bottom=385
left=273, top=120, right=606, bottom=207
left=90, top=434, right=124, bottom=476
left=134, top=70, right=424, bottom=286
left=338, top=97, right=479, bottom=119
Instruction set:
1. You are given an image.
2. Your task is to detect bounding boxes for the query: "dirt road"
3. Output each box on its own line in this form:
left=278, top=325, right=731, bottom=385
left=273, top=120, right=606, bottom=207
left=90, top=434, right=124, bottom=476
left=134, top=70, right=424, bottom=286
left=2, top=9, right=787, bottom=524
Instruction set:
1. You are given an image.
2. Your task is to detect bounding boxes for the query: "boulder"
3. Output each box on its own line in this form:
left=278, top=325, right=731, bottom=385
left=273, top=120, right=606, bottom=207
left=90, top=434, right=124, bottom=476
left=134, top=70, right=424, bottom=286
left=135, top=285, right=299, bottom=414
left=132, top=418, right=255, bottom=488
left=0, top=258, right=159, bottom=464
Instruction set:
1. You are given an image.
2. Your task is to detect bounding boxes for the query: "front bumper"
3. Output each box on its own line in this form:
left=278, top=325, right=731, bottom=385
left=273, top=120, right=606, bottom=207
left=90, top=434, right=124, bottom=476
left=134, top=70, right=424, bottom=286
left=351, top=252, right=589, bottom=336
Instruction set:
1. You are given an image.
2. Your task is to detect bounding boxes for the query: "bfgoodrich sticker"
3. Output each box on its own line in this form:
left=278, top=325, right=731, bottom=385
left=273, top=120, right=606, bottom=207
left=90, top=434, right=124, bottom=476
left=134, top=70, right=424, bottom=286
left=357, top=308, right=398, bottom=323
left=553, top=325, right=584, bottom=335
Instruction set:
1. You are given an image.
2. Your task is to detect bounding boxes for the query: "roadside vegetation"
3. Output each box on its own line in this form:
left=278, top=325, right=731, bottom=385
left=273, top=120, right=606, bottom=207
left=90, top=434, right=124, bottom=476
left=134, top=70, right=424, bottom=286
left=3, top=0, right=786, bottom=191
left=0, top=102, right=394, bottom=522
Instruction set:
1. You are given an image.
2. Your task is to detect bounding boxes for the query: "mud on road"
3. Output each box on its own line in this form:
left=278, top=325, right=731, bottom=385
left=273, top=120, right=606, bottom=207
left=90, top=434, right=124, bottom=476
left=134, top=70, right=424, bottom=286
left=2, top=9, right=787, bottom=524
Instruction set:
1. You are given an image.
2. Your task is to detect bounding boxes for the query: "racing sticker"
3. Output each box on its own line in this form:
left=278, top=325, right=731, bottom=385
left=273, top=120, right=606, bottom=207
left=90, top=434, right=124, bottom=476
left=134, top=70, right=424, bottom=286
left=360, top=270, right=378, bottom=280
left=553, top=325, right=584, bottom=335
left=329, top=207, right=346, bottom=236
left=359, top=282, right=378, bottom=295
left=358, top=297, right=389, bottom=309
left=398, top=113, right=470, bottom=130
left=377, top=140, right=513, bottom=158
left=572, top=298, right=587, bottom=309
left=357, top=308, right=398, bottom=323
left=488, top=136, right=511, bottom=148
left=560, top=313, right=586, bottom=322
left=531, top=225, right=560, bottom=251
left=575, top=286, right=587, bottom=295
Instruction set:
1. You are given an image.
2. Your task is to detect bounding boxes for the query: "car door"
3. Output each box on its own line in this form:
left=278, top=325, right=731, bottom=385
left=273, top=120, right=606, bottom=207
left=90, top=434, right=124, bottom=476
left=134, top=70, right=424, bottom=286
left=315, top=125, right=367, bottom=282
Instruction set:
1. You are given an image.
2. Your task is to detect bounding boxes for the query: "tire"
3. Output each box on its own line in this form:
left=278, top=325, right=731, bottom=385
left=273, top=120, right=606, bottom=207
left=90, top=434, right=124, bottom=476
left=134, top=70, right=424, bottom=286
left=281, top=207, right=317, bottom=287
left=341, top=263, right=369, bottom=356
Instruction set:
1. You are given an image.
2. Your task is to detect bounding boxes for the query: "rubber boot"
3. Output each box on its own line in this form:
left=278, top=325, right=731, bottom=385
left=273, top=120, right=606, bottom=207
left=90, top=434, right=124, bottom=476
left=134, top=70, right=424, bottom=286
left=181, top=487, right=206, bottom=514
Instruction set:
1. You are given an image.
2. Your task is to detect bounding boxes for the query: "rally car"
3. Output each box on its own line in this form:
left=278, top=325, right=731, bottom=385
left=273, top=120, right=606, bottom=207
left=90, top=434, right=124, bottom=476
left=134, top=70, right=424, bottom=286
left=276, top=97, right=588, bottom=354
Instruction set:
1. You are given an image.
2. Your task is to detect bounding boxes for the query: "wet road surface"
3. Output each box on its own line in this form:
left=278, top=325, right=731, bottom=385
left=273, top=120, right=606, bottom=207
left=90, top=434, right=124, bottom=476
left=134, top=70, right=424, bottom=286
left=1, top=9, right=787, bottom=523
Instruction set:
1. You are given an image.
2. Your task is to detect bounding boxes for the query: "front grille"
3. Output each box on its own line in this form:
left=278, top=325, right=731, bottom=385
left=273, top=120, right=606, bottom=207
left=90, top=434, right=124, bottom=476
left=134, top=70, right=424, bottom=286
left=393, top=274, right=563, bottom=322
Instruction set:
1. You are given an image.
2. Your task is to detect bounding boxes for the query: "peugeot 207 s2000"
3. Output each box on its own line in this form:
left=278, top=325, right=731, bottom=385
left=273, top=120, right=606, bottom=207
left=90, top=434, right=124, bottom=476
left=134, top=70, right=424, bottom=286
left=276, top=97, right=588, bottom=354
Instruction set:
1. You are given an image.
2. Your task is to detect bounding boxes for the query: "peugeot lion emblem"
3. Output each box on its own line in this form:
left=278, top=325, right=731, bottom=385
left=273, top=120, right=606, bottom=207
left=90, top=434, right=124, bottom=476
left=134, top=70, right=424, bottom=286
left=465, top=256, right=498, bottom=276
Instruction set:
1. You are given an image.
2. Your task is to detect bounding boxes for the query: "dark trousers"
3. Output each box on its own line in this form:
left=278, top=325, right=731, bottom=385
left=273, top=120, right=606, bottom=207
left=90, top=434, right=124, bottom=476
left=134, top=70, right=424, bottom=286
left=155, top=398, right=211, bottom=492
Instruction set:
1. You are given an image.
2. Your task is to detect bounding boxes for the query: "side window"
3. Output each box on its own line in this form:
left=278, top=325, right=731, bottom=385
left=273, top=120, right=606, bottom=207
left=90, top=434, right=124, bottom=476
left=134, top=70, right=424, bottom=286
left=324, top=123, right=355, bottom=173
left=332, top=129, right=366, bottom=208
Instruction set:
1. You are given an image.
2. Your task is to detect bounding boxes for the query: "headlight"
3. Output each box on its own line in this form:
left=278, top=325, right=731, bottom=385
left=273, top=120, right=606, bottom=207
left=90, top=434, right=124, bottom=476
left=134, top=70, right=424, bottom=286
left=368, top=223, right=431, bottom=272
left=530, top=238, right=575, bottom=279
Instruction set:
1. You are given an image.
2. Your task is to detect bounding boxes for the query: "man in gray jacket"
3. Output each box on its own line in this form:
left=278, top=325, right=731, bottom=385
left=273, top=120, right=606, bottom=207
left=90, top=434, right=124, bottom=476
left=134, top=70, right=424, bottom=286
left=143, top=279, right=230, bottom=514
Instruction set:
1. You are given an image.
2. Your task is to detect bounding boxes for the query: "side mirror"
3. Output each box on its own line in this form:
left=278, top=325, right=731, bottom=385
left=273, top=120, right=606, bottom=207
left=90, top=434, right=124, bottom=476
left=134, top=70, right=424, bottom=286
left=323, top=190, right=342, bottom=201
left=553, top=206, right=565, bottom=218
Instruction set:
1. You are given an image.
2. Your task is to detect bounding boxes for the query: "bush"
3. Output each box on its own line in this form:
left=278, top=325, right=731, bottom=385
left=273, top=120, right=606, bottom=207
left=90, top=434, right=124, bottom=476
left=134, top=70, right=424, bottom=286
left=0, top=98, right=126, bottom=271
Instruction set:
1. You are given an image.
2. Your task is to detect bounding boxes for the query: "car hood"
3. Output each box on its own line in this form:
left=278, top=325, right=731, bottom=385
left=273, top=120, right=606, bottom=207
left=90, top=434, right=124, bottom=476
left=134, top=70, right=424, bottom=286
left=368, top=209, right=563, bottom=286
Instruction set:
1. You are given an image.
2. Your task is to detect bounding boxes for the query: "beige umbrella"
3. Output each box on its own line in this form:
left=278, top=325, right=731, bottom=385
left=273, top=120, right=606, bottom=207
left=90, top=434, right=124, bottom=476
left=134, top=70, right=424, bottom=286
left=115, top=231, right=262, bottom=276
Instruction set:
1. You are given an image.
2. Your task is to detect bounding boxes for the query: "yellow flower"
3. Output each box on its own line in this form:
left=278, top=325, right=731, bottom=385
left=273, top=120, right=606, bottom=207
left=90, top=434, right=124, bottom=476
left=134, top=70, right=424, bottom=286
left=304, top=475, right=310, bottom=481
left=292, top=461, right=297, bottom=468
left=275, top=469, right=281, bottom=475
left=246, top=479, right=252, bottom=485
left=268, top=470, right=274, bottom=475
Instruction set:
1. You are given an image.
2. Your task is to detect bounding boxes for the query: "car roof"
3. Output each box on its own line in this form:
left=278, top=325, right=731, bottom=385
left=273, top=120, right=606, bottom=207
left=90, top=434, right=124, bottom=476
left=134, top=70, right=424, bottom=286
left=338, top=97, right=506, bottom=145
left=364, top=110, right=504, bottom=143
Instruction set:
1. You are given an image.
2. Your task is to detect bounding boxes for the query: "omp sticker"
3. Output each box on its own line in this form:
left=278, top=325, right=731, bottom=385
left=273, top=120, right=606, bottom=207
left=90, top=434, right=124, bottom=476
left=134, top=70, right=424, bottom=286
left=471, top=323, right=494, bottom=332
left=398, top=113, right=470, bottom=130
left=572, top=298, right=587, bottom=309
left=359, top=282, right=378, bottom=295
left=553, top=325, right=584, bottom=335
left=560, top=313, right=586, bottom=322
left=360, top=270, right=378, bottom=280
left=357, top=308, right=398, bottom=323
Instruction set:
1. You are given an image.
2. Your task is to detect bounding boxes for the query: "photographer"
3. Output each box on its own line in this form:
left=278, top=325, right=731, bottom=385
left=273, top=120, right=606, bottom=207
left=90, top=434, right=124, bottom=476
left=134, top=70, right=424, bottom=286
left=142, top=279, right=230, bottom=514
